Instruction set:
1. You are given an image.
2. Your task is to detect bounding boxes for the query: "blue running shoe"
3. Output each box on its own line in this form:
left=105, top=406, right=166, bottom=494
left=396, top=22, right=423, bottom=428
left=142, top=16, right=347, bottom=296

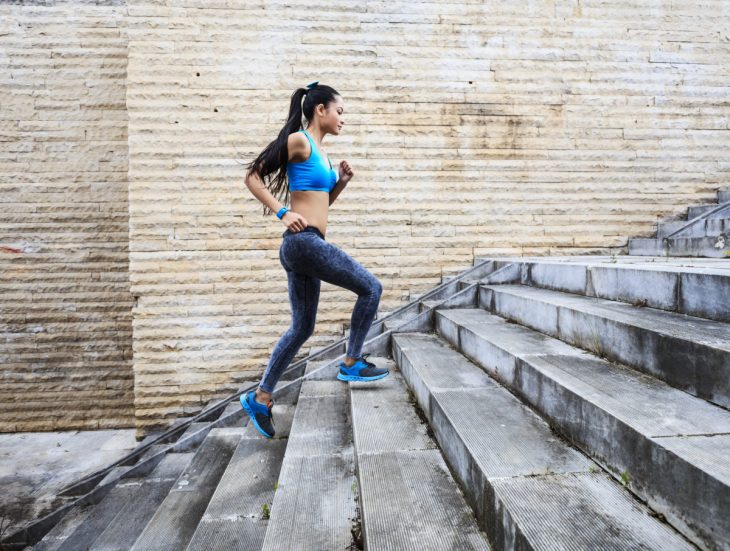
left=337, top=353, right=390, bottom=382
left=240, top=390, right=275, bottom=438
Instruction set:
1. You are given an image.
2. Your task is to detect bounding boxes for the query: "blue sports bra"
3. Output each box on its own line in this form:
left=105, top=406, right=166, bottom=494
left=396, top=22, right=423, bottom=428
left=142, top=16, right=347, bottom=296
left=286, top=129, right=338, bottom=192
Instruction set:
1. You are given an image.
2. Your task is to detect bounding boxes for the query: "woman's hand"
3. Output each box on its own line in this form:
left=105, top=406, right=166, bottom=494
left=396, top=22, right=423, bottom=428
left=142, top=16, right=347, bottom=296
left=338, top=160, right=354, bottom=185
left=282, top=210, right=308, bottom=232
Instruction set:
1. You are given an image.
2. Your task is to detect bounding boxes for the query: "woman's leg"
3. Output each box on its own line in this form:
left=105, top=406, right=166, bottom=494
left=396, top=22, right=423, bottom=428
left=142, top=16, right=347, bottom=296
left=281, top=234, right=383, bottom=362
left=257, top=268, right=321, bottom=399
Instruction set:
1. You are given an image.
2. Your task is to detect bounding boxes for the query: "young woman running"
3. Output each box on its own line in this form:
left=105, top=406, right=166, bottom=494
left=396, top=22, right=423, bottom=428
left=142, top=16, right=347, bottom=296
left=239, top=82, right=389, bottom=439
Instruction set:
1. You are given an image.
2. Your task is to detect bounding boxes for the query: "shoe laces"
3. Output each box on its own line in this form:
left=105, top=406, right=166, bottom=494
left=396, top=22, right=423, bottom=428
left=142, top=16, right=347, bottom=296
left=358, top=353, right=376, bottom=368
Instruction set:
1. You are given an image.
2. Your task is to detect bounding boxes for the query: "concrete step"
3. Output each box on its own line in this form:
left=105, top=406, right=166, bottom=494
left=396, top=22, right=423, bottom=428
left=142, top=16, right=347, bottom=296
left=391, top=332, right=693, bottom=551
left=479, top=283, right=730, bottom=409
left=658, top=217, right=730, bottom=238
left=627, top=237, right=668, bottom=256
left=129, top=427, right=247, bottom=551
left=32, top=504, right=94, bottom=551
left=433, top=308, right=730, bottom=550
left=33, top=453, right=194, bottom=551
left=707, top=217, right=730, bottom=236
left=51, top=482, right=142, bottom=551
left=687, top=204, right=718, bottom=219
left=88, top=453, right=195, bottom=551
left=185, top=405, right=297, bottom=551
left=346, top=359, right=491, bottom=550
left=179, top=422, right=210, bottom=440
left=478, top=258, right=730, bottom=322
left=629, top=235, right=730, bottom=257
left=213, top=400, right=251, bottom=427
left=719, top=189, right=730, bottom=203
left=261, top=380, right=358, bottom=551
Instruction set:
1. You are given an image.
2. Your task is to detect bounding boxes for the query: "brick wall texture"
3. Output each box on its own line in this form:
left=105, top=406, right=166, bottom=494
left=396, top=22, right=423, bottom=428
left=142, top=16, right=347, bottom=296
left=2, top=0, right=728, bottom=439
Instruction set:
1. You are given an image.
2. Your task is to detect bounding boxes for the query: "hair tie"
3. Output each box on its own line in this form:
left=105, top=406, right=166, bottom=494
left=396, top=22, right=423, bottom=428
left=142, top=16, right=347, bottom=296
left=305, top=81, right=318, bottom=90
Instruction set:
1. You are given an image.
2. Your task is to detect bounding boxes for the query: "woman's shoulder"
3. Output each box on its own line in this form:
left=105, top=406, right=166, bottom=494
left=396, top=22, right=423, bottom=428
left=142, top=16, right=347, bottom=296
left=287, top=131, right=310, bottom=163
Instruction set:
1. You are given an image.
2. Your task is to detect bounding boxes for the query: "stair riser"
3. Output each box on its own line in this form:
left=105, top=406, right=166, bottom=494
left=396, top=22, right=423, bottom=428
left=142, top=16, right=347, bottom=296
left=687, top=205, right=718, bottom=219
left=434, top=313, right=728, bottom=551
left=629, top=236, right=730, bottom=257
left=668, top=236, right=729, bottom=257
left=479, top=287, right=730, bottom=409
left=628, top=238, right=667, bottom=256
left=516, top=262, right=730, bottom=322
left=658, top=218, right=730, bottom=238
left=657, top=221, right=693, bottom=238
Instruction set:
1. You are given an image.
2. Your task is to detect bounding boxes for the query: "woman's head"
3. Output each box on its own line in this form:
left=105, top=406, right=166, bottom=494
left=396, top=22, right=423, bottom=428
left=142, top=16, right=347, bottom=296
left=302, top=84, right=345, bottom=136
left=243, top=83, right=343, bottom=216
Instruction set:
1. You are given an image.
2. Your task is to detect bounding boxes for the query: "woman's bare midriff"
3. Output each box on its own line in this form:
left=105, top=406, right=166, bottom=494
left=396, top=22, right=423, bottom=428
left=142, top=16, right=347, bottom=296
left=290, top=190, right=329, bottom=237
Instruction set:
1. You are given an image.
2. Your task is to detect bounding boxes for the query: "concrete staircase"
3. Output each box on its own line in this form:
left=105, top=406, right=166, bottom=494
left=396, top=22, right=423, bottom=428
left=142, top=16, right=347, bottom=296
left=18, top=326, right=494, bottom=550
left=5, top=192, right=729, bottom=550
left=629, top=188, right=730, bottom=257
left=10, top=255, right=727, bottom=550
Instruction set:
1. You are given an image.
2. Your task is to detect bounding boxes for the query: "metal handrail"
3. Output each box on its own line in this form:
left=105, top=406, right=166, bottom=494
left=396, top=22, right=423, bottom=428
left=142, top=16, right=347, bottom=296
left=663, top=200, right=730, bottom=240
left=31, top=255, right=498, bottom=501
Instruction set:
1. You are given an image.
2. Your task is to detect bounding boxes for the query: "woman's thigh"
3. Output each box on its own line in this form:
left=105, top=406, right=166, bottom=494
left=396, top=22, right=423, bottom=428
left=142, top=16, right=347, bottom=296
left=280, top=234, right=380, bottom=296
left=286, top=267, right=321, bottom=331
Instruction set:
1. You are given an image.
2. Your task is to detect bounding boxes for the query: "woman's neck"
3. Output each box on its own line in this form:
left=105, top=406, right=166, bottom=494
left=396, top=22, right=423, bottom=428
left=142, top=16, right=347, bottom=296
left=305, top=126, right=325, bottom=147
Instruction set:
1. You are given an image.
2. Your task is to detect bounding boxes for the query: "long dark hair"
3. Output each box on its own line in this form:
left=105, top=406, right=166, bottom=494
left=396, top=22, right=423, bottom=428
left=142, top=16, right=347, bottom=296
left=242, top=83, right=341, bottom=216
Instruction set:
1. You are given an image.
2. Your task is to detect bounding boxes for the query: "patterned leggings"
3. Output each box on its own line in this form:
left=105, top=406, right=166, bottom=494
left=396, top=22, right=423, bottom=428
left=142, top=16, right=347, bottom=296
left=258, top=225, right=383, bottom=393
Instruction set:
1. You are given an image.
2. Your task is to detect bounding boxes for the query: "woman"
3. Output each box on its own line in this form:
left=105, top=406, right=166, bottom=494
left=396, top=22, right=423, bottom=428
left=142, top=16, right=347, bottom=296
left=239, top=82, right=389, bottom=439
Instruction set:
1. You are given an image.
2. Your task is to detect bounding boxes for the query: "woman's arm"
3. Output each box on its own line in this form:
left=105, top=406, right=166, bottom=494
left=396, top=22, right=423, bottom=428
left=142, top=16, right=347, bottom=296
left=329, top=178, right=347, bottom=206
left=329, top=159, right=354, bottom=206
left=245, top=166, right=309, bottom=231
left=245, top=169, right=285, bottom=213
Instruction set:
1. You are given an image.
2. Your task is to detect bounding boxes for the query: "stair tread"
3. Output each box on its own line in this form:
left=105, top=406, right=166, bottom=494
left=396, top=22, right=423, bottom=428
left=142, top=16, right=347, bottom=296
left=185, top=437, right=288, bottom=551
left=489, top=471, right=692, bottom=550
left=260, top=380, right=356, bottom=550
left=482, top=283, right=730, bottom=347
left=50, top=484, right=141, bottom=551
left=33, top=503, right=95, bottom=551
left=261, top=453, right=357, bottom=551
left=348, top=363, right=491, bottom=549
left=359, top=450, right=491, bottom=550
left=350, top=368, right=437, bottom=454
left=88, top=453, right=194, bottom=551
left=129, top=429, right=245, bottom=551
left=438, top=308, right=730, bottom=440
left=395, top=336, right=592, bottom=478
left=393, top=333, right=693, bottom=550
left=480, top=282, right=730, bottom=408
left=434, top=308, right=729, bottom=548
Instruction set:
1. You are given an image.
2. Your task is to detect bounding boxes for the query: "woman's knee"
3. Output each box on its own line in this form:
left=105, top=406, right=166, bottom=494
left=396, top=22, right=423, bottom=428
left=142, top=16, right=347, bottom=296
left=367, top=277, right=383, bottom=298
left=288, top=317, right=316, bottom=342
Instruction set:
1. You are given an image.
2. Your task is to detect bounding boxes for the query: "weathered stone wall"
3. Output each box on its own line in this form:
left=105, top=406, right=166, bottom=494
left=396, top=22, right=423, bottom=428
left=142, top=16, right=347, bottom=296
left=3, top=0, right=728, bottom=438
left=0, top=1, right=133, bottom=432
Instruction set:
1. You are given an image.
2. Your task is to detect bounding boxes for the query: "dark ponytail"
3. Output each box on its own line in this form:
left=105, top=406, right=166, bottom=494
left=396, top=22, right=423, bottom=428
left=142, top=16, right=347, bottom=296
left=242, top=83, right=340, bottom=216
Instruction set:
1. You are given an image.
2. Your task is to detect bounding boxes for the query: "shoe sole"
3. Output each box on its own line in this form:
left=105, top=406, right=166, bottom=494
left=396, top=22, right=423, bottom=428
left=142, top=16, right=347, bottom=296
left=337, top=371, right=390, bottom=382
left=240, top=393, right=274, bottom=439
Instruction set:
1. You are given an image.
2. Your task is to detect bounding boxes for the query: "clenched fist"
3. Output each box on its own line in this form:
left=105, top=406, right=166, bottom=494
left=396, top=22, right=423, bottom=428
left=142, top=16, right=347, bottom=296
left=338, top=160, right=354, bottom=185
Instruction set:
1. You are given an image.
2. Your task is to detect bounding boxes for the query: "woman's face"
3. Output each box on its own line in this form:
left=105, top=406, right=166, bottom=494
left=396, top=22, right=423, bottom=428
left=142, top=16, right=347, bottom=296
left=317, top=95, right=345, bottom=135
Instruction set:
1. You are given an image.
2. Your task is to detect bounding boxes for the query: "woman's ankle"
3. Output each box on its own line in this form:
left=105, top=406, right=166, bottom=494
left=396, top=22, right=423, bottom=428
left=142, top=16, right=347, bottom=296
left=255, top=388, right=272, bottom=403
